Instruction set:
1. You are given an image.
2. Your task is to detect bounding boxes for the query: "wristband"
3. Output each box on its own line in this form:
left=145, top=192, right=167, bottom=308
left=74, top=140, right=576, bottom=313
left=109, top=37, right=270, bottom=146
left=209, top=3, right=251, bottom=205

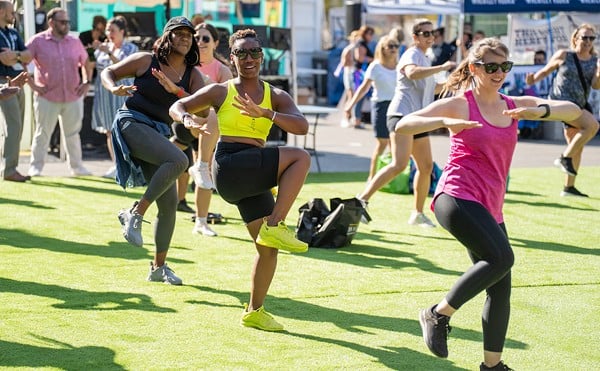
left=16, top=51, right=20, bottom=63
left=181, top=112, right=192, bottom=123
left=271, top=111, right=277, bottom=121
left=176, top=87, right=185, bottom=98
left=537, top=103, right=550, bottom=119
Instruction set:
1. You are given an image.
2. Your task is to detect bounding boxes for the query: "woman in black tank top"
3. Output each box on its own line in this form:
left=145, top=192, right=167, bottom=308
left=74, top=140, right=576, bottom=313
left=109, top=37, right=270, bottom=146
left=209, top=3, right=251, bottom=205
left=101, top=17, right=207, bottom=285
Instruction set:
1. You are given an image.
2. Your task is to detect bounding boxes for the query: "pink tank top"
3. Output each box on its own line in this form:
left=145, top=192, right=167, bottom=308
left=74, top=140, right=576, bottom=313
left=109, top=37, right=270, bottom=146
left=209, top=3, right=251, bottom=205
left=198, top=58, right=222, bottom=82
left=432, top=90, right=518, bottom=223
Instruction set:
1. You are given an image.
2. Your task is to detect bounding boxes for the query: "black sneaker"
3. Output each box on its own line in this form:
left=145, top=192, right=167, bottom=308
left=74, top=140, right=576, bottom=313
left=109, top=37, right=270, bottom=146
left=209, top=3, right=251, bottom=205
left=419, top=305, right=451, bottom=358
left=177, top=200, right=195, bottom=213
left=560, top=186, right=589, bottom=197
left=554, top=155, right=577, bottom=176
left=480, top=361, right=514, bottom=370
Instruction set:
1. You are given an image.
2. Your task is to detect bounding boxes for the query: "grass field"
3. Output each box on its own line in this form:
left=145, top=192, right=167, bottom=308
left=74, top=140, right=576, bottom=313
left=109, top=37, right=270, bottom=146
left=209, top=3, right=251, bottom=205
left=1, top=167, right=598, bottom=370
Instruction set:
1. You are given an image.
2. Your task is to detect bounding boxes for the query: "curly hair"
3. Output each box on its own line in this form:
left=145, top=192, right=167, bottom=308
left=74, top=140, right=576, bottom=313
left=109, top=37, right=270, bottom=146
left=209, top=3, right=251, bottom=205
left=229, top=28, right=262, bottom=48
left=153, top=29, right=201, bottom=67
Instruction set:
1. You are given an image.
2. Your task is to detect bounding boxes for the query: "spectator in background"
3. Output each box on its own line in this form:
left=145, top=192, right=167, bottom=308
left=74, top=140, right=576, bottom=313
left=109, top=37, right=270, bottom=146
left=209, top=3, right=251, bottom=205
left=431, top=27, right=456, bottom=66
left=334, top=30, right=359, bottom=127
left=388, top=26, right=407, bottom=57
left=525, top=23, right=600, bottom=197
left=351, top=25, right=375, bottom=129
left=91, top=16, right=138, bottom=179
left=0, top=0, right=32, bottom=182
left=79, top=15, right=107, bottom=81
left=344, top=35, right=398, bottom=181
left=534, top=49, right=546, bottom=65
left=26, top=8, right=92, bottom=177
left=473, top=30, right=486, bottom=44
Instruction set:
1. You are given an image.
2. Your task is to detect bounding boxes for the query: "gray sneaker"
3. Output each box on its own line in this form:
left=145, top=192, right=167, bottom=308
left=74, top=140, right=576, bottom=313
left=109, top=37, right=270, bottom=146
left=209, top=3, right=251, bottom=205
left=118, top=202, right=144, bottom=247
left=147, top=262, right=183, bottom=285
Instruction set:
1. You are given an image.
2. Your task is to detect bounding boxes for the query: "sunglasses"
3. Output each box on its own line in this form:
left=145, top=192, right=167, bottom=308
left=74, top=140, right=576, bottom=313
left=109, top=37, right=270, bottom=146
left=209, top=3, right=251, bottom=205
left=232, top=47, right=263, bottom=60
left=172, top=30, right=193, bottom=39
left=579, top=36, right=596, bottom=42
left=474, top=61, right=514, bottom=74
left=386, top=44, right=400, bottom=49
left=55, top=20, right=70, bottom=25
left=196, top=35, right=212, bottom=43
left=414, top=31, right=433, bottom=38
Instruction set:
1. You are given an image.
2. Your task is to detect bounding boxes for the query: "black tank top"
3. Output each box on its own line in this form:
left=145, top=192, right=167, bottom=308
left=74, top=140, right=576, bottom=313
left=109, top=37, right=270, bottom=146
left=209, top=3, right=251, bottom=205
left=126, top=55, right=193, bottom=124
left=354, top=40, right=374, bottom=69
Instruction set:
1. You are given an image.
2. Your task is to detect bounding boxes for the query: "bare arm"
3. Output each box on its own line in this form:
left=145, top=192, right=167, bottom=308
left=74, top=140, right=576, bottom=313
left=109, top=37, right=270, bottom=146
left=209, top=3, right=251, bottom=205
left=525, top=49, right=565, bottom=85
left=101, top=52, right=151, bottom=96
left=504, top=96, right=582, bottom=123
left=404, top=60, right=455, bottom=81
left=591, top=58, right=600, bottom=90
left=344, top=78, right=373, bottom=113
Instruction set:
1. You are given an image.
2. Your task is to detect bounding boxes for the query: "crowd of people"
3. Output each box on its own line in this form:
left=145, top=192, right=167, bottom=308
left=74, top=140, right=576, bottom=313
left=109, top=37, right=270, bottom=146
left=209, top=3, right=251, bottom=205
left=0, top=6, right=598, bottom=370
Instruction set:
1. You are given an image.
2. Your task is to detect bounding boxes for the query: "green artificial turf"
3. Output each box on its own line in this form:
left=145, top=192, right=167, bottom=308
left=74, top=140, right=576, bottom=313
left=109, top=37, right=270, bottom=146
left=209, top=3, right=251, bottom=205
left=1, top=167, right=598, bottom=370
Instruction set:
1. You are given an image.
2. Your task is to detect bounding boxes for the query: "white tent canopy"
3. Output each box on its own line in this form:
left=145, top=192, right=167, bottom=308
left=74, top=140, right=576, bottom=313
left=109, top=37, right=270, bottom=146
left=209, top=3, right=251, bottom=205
left=363, top=0, right=462, bottom=15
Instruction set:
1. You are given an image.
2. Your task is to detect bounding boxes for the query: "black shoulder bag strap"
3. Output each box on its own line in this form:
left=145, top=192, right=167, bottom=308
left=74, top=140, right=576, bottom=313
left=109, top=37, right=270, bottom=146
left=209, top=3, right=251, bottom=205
left=571, top=52, right=591, bottom=111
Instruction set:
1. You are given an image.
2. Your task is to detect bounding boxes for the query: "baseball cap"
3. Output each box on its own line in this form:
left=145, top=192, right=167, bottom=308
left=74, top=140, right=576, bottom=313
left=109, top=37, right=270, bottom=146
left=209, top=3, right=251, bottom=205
left=163, top=16, right=194, bottom=34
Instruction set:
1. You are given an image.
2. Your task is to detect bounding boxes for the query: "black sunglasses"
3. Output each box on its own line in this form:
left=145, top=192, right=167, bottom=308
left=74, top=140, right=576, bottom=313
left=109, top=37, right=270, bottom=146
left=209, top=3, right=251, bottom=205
left=579, top=36, right=596, bottom=42
left=474, top=61, right=514, bottom=74
left=232, top=47, right=263, bottom=60
left=386, top=44, right=400, bottom=49
left=196, top=35, right=212, bottom=43
left=414, top=31, right=433, bottom=38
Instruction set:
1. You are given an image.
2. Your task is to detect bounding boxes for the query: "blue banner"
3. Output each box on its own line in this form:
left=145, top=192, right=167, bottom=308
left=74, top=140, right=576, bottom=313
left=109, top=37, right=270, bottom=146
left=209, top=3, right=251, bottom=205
left=464, top=0, right=600, bottom=13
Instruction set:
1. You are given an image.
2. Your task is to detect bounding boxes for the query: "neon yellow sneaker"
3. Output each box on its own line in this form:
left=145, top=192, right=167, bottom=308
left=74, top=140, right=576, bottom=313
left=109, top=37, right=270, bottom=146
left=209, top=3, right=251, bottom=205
left=240, top=304, right=284, bottom=331
left=255, top=219, right=308, bottom=253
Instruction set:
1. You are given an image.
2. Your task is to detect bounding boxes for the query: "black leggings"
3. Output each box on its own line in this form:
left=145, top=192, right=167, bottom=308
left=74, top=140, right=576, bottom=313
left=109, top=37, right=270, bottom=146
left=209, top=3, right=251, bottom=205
left=434, top=193, right=514, bottom=353
left=120, top=121, right=188, bottom=253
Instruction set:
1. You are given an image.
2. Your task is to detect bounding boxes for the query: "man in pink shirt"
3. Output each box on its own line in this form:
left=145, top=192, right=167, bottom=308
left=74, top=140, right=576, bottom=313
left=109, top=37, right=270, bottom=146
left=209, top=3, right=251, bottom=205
left=26, top=7, right=92, bottom=176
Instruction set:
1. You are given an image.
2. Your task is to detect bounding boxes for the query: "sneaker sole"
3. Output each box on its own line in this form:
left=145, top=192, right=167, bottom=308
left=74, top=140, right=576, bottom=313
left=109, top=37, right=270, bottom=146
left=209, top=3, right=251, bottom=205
left=255, top=236, right=308, bottom=253
left=117, top=211, right=143, bottom=247
left=240, top=319, right=284, bottom=332
left=553, top=159, right=577, bottom=176
left=419, top=309, right=448, bottom=358
left=560, top=191, right=588, bottom=197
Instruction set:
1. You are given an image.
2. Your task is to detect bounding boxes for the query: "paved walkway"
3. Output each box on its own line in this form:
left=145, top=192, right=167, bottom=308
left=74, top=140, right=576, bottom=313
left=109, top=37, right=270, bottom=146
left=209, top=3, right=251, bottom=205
left=16, top=107, right=600, bottom=177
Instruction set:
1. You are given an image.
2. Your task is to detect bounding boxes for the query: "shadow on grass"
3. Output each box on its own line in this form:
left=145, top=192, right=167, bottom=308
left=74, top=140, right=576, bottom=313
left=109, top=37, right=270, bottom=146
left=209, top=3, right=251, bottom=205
left=504, top=197, right=596, bottom=211
left=0, top=227, right=193, bottom=265
left=0, top=335, right=125, bottom=370
left=0, top=197, right=55, bottom=209
left=187, top=285, right=527, bottom=366
left=27, top=177, right=141, bottom=199
left=511, top=237, right=599, bottom=256
left=303, top=242, right=463, bottom=277
left=1, top=277, right=175, bottom=312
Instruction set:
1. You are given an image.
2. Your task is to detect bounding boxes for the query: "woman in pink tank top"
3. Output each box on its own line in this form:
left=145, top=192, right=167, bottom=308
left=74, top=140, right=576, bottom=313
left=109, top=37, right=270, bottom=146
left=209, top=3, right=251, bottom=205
left=396, top=38, right=587, bottom=371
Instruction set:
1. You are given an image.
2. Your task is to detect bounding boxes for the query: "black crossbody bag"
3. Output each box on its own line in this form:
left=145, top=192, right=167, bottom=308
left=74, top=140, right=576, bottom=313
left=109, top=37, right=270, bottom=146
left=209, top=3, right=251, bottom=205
left=571, top=52, right=594, bottom=113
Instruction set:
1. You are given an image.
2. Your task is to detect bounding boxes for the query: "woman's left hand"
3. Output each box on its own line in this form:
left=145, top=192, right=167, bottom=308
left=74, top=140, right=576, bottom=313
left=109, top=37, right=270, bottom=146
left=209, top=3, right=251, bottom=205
left=183, top=113, right=211, bottom=136
left=232, top=93, right=264, bottom=118
left=503, top=106, right=546, bottom=120
left=151, top=68, right=179, bottom=94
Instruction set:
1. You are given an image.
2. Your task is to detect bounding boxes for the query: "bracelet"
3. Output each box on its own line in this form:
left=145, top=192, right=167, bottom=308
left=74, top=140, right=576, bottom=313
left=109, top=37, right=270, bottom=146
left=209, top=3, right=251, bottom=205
left=538, top=103, right=550, bottom=119
left=181, top=112, right=192, bottom=123
left=175, top=87, right=185, bottom=98
left=16, top=51, right=20, bottom=63
left=271, top=111, right=277, bottom=121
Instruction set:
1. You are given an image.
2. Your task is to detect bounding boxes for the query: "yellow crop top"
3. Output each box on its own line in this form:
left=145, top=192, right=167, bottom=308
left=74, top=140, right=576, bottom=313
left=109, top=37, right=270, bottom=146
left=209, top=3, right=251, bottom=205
left=217, top=80, right=273, bottom=141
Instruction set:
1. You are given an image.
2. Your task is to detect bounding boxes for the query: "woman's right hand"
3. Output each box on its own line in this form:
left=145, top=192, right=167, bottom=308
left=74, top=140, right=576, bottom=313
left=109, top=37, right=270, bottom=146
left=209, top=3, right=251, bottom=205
left=111, top=84, right=137, bottom=97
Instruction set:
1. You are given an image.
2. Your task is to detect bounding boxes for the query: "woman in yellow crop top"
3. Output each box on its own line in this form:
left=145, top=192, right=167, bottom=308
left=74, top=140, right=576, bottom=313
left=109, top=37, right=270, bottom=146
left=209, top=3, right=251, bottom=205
left=169, top=28, right=310, bottom=332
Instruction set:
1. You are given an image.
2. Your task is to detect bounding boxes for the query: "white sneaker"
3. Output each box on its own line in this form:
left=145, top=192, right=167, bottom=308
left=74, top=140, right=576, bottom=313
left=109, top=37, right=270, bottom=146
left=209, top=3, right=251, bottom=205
left=28, top=167, right=42, bottom=177
left=408, top=211, right=436, bottom=228
left=193, top=220, right=218, bottom=237
left=71, top=166, right=92, bottom=176
left=103, top=166, right=117, bottom=179
left=189, top=163, right=214, bottom=189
